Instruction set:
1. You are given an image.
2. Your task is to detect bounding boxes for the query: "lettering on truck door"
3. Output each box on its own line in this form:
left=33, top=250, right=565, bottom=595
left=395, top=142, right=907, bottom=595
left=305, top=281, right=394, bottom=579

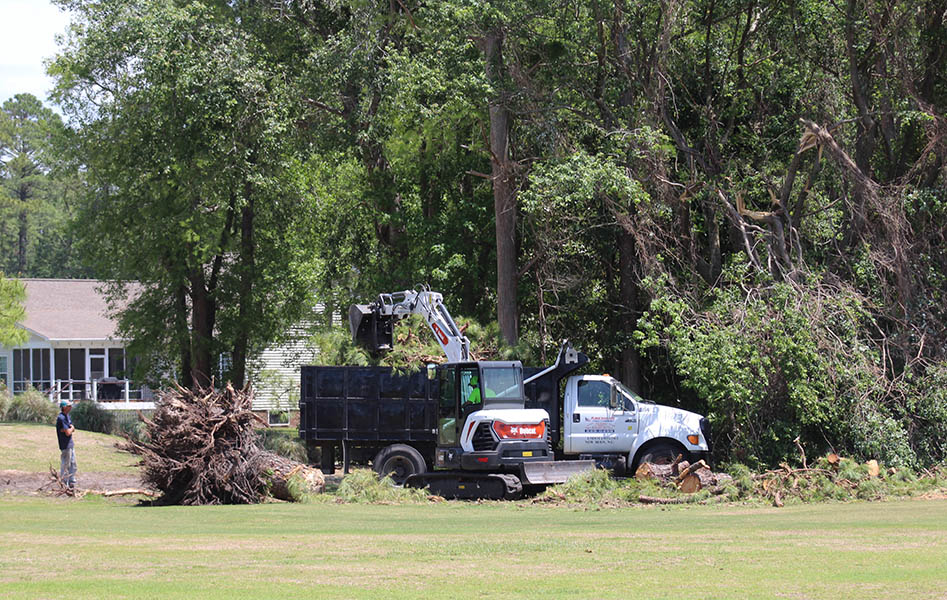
left=570, top=379, right=619, bottom=453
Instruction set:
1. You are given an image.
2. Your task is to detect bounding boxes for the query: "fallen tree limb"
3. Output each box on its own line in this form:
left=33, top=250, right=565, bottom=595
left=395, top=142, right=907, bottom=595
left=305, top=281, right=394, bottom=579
left=639, top=495, right=688, bottom=504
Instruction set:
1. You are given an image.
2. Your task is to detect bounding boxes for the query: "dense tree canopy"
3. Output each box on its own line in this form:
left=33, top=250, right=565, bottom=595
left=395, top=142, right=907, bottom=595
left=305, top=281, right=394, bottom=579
left=38, top=0, right=946, bottom=466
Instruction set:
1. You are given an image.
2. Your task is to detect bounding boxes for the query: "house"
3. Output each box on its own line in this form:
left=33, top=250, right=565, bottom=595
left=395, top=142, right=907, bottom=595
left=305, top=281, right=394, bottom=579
left=0, top=279, right=154, bottom=409
left=1, top=278, right=317, bottom=423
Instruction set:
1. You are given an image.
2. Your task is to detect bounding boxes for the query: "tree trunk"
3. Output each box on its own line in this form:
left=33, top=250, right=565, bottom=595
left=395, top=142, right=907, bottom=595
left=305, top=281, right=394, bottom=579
left=175, top=283, right=193, bottom=389
left=232, top=191, right=255, bottom=388
left=618, top=230, right=642, bottom=392
left=258, top=451, right=325, bottom=500
left=17, top=203, right=27, bottom=274
left=483, top=27, right=518, bottom=345
left=189, top=270, right=214, bottom=389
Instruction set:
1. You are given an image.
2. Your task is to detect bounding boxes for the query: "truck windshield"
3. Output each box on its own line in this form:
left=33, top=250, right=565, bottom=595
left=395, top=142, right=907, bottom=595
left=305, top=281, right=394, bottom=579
left=481, top=366, right=523, bottom=399
left=615, top=381, right=649, bottom=404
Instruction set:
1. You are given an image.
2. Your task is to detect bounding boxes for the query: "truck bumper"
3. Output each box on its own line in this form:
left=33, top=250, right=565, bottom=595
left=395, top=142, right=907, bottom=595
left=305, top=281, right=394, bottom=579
left=459, top=440, right=552, bottom=470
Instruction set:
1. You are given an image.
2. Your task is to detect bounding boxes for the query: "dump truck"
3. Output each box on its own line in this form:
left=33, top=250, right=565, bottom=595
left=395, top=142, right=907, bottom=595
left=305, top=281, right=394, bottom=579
left=298, top=288, right=711, bottom=499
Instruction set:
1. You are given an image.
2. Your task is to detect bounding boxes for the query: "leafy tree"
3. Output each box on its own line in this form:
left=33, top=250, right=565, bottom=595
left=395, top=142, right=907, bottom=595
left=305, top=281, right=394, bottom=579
left=50, top=0, right=318, bottom=388
left=0, top=275, right=27, bottom=347
left=0, top=94, right=75, bottom=276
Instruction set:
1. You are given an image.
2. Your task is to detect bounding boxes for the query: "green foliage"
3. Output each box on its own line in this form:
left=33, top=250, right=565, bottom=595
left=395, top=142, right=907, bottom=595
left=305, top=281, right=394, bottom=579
left=35, top=0, right=947, bottom=468
left=635, top=267, right=945, bottom=468
left=0, top=275, right=27, bottom=347
left=69, top=401, right=115, bottom=435
left=308, top=313, right=537, bottom=369
left=4, top=390, right=57, bottom=424
left=332, top=469, right=430, bottom=504
left=0, top=385, right=9, bottom=420
left=257, top=429, right=308, bottom=464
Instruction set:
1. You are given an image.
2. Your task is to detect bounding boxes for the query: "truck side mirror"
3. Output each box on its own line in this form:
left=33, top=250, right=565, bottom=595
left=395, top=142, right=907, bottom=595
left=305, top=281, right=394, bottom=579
left=609, top=385, right=620, bottom=410
left=426, top=363, right=437, bottom=381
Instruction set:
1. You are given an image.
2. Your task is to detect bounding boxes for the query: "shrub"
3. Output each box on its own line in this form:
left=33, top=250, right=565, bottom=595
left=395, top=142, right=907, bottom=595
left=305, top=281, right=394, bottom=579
left=257, top=428, right=308, bottom=463
left=333, top=469, right=429, bottom=504
left=0, top=383, right=10, bottom=420
left=70, top=401, right=115, bottom=434
left=5, top=390, right=57, bottom=423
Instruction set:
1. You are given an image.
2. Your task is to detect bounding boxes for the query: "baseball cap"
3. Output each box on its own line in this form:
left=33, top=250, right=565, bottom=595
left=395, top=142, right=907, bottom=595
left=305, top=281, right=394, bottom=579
left=59, top=400, right=72, bottom=408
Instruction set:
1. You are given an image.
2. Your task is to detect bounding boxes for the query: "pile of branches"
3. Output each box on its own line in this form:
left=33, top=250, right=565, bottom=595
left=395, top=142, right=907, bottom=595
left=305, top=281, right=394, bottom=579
left=123, top=383, right=323, bottom=505
left=741, top=453, right=946, bottom=506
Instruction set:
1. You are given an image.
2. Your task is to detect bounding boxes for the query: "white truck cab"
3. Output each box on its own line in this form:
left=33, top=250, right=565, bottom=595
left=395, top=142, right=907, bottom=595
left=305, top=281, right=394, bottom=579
left=562, top=375, right=710, bottom=472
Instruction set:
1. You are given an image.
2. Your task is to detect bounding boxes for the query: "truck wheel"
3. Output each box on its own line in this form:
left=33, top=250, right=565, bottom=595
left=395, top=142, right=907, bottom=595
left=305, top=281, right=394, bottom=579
left=373, top=444, right=426, bottom=486
left=636, top=442, right=686, bottom=469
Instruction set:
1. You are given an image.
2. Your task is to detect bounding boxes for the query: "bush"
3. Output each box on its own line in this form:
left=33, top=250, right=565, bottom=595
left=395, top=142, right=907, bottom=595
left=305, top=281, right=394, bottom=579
left=333, top=469, right=429, bottom=504
left=5, top=390, right=57, bottom=423
left=257, top=428, right=308, bottom=463
left=70, top=401, right=115, bottom=434
left=0, top=384, right=10, bottom=420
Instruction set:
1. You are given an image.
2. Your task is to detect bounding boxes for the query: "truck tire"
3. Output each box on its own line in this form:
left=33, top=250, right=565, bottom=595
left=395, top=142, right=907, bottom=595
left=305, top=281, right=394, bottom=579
left=373, top=444, right=426, bottom=486
left=635, top=441, right=687, bottom=470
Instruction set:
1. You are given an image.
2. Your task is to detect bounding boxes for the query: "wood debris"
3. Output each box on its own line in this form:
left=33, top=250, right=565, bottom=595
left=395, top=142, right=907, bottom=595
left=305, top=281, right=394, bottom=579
left=122, top=382, right=324, bottom=505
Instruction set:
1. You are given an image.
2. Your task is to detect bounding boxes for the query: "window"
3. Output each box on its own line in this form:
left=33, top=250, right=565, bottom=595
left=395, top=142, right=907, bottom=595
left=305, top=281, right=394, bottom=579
left=460, top=367, right=480, bottom=406
left=577, top=380, right=612, bottom=408
left=437, top=367, right=457, bottom=446
left=268, top=410, right=290, bottom=427
left=108, top=348, right=126, bottom=379
left=480, top=366, right=523, bottom=400
left=613, top=381, right=640, bottom=411
left=0, top=356, right=7, bottom=388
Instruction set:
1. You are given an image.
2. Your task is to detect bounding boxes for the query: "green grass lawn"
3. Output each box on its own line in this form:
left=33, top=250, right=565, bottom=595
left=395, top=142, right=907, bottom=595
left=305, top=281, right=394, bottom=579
left=2, top=495, right=946, bottom=599
left=0, top=422, right=139, bottom=474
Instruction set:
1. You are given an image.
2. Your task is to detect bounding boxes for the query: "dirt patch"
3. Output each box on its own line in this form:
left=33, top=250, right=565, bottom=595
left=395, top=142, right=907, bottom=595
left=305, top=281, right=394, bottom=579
left=0, top=469, right=149, bottom=496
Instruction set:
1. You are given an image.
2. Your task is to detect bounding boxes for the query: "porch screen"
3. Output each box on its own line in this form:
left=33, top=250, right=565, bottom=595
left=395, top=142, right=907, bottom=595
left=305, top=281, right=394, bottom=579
left=12, top=349, right=50, bottom=392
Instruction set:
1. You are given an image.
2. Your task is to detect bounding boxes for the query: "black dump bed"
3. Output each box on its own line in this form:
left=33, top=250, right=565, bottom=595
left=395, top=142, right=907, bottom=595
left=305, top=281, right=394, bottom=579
left=298, top=348, right=587, bottom=448
left=299, top=366, right=438, bottom=443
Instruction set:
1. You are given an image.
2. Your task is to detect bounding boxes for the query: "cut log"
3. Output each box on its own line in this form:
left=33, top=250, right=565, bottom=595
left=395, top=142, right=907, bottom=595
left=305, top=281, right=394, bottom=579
left=670, top=454, right=684, bottom=476
left=259, top=451, right=325, bottom=500
left=674, top=460, right=691, bottom=478
left=678, top=467, right=718, bottom=494
left=635, top=462, right=674, bottom=482
left=674, top=459, right=709, bottom=484
left=679, top=473, right=701, bottom=494
left=826, top=453, right=840, bottom=467
left=866, top=460, right=880, bottom=478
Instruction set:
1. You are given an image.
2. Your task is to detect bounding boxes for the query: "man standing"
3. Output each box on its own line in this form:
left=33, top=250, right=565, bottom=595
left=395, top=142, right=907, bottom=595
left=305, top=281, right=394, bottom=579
left=56, top=400, right=76, bottom=492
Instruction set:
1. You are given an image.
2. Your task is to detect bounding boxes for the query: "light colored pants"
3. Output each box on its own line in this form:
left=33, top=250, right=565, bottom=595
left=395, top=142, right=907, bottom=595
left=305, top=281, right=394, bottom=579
left=60, top=447, right=77, bottom=488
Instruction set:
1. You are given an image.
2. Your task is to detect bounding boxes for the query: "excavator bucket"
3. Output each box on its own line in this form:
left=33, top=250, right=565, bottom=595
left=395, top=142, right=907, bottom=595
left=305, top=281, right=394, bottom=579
left=348, top=304, right=394, bottom=354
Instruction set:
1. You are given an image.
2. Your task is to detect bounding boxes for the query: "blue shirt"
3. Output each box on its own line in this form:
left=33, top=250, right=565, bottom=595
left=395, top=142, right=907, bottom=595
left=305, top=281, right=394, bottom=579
left=56, top=412, right=73, bottom=450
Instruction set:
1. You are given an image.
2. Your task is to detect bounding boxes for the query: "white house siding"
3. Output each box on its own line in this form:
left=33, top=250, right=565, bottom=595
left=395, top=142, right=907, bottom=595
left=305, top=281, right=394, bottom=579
left=248, top=323, right=319, bottom=413
left=247, top=305, right=341, bottom=413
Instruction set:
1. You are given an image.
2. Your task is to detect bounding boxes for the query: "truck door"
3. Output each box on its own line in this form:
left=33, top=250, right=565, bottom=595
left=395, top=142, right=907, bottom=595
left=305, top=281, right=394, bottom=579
left=565, top=378, right=618, bottom=453
left=565, top=377, right=638, bottom=454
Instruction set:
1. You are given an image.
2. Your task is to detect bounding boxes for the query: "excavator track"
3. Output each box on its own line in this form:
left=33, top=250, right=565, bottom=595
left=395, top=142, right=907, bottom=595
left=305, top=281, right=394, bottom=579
left=404, top=472, right=523, bottom=500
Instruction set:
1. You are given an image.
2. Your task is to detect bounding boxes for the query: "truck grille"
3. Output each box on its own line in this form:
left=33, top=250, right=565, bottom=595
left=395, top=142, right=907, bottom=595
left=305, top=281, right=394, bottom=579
left=472, top=422, right=498, bottom=451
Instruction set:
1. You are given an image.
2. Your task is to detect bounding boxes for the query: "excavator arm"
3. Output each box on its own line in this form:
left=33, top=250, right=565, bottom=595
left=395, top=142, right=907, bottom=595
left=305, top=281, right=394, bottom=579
left=349, top=288, right=471, bottom=362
